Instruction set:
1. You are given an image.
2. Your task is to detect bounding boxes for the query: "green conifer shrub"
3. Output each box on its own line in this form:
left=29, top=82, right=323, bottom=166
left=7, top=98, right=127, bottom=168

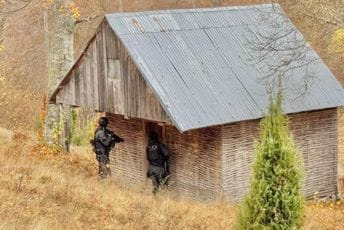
left=236, top=92, right=305, bottom=229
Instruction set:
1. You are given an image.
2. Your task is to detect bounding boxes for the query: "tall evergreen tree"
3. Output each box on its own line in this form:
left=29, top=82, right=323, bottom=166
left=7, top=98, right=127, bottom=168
left=236, top=92, right=304, bottom=229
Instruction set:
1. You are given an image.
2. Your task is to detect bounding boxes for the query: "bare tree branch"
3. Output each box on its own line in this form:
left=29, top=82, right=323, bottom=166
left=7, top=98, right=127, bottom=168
left=75, top=14, right=102, bottom=25
left=302, top=12, right=341, bottom=26
left=0, top=0, right=33, bottom=16
left=245, top=4, right=320, bottom=98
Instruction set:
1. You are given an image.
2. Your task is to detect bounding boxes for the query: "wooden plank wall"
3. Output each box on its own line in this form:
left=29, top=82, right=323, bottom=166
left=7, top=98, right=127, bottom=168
left=165, top=125, right=222, bottom=201
left=107, top=114, right=146, bottom=185
left=55, top=20, right=170, bottom=123
left=222, top=109, right=338, bottom=203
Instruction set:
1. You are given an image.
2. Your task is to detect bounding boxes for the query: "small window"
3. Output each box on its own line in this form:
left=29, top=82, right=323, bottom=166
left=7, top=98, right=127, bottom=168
left=107, top=59, right=121, bottom=79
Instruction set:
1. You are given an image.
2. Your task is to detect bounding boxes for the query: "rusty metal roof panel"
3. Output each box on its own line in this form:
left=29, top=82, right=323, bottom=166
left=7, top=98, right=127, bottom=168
left=105, top=4, right=344, bottom=132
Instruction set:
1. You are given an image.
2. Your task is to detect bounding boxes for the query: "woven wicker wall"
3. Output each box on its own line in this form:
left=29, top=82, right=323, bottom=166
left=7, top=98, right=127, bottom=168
left=165, top=125, right=222, bottom=201
left=290, top=109, right=337, bottom=198
left=106, top=109, right=338, bottom=202
left=107, top=114, right=146, bottom=186
left=222, top=119, right=259, bottom=203
left=222, top=109, right=338, bottom=203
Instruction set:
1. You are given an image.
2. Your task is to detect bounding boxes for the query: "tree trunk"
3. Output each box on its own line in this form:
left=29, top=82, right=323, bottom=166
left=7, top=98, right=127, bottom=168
left=0, top=1, right=5, bottom=48
left=44, top=0, right=74, bottom=151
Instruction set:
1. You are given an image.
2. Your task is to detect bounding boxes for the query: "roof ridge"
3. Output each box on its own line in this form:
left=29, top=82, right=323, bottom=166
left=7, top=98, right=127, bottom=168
left=105, top=3, right=281, bottom=18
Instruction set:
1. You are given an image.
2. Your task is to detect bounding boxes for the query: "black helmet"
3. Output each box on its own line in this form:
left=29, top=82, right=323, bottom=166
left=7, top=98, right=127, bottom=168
left=99, top=117, right=109, bottom=127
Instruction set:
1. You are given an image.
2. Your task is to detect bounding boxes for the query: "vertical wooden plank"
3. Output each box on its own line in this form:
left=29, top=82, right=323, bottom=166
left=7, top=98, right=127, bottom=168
left=70, top=71, right=76, bottom=106
left=88, top=43, right=95, bottom=109
left=56, top=89, right=64, bottom=104
left=121, top=46, right=129, bottom=117
left=66, top=77, right=72, bottom=105
left=81, top=60, right=86, bottom=107
left=97, top=31, right=105, bottom=111
left=107, top=80, right=115, bottom=113
left=92, top=38, right=99, bottom=111
left=84, top=52, right=90, bottom=108
left=81, top=63, right=86, bottom=107
left=85, top=57, right=90, bottom=108
left=111, top=62, right=124, bottom=113
left=60, top=79, right=68, bottom=104
left=102, top=22, right=109, bottom=112
left=105, top=21, right=117, bottom=59
left=74, top=68, right=81, bottom=106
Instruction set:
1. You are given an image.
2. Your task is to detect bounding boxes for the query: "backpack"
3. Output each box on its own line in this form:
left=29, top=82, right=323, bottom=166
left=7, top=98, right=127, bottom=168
left=147, top=144, right=160, bottom=162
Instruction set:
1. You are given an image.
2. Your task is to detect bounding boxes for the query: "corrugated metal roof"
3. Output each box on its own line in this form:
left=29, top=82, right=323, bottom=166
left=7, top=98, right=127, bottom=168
left=104, top=4, right=344, bottom=132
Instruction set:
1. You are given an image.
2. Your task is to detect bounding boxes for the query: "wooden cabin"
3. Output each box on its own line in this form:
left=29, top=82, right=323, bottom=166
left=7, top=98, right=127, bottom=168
left=50, top=5, right=344, bottom=202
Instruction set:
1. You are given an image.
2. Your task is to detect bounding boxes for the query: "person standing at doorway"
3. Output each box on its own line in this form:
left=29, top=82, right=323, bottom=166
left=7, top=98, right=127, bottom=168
left=146, top=131, right=170, bottom=194
left=92, top=117, right=124, bottom=178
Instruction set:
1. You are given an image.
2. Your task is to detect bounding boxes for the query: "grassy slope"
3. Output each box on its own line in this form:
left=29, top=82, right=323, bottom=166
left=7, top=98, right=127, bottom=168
left=0, top=137, right=343, bottom=230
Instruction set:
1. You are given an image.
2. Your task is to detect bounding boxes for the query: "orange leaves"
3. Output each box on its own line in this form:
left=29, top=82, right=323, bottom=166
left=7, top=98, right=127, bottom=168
left=31, top=142, right=60, bottom=157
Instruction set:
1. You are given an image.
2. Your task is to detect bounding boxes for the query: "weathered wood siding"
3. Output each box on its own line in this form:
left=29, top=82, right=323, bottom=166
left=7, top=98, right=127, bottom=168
left=165, top=125, right=222, bottom=201
left=55, top=20, right=169, bottom=123
left=222, top=109, right=338, bottom=203
left=107, top=114, right=146, bottom=185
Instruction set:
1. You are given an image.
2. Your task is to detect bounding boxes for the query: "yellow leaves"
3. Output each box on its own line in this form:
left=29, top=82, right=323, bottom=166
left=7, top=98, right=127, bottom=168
left=23, top=92, right=34, bottom=100
left=42, top=1, right=81, bottom=20
left=41, top=0, right=54, bottom=8
left=328, top=28, right=344, bottom=54
left=0, top=74, right=5, bottom=83
left=69, top=4, right=81, bottom=20
left=0, top=43, right=4, bottom=52
left=60, top=3, right=81, bottom=20
left=31, top=141, right=60, bottom=157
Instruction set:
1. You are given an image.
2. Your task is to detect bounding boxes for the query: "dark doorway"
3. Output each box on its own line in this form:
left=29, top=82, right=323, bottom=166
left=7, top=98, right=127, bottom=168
left=145, top=122, right=164, bottom=143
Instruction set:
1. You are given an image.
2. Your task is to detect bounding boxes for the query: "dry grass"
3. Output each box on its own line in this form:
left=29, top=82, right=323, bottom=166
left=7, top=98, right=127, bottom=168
left=0, top=136, right=343, bottom=230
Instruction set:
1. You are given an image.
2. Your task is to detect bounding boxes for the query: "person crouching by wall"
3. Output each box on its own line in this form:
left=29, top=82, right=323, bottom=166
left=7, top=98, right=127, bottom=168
left=146, top=132, right=170, bottom=194
left=91, top=117, right=124, bottom=178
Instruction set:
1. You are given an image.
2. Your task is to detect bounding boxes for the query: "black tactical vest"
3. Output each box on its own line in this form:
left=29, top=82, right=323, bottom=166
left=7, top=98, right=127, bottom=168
left=147, top=144, right=166, bottom=167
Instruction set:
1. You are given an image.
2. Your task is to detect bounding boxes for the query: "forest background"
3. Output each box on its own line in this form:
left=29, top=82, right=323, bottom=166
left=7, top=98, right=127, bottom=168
left=0, top=0, right=343, bottom=132
left=0, top=0, right=344, bottom=229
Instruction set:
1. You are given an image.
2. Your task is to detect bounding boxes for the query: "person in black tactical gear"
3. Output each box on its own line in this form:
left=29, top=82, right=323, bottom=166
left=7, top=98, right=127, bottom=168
left=146, top=131, right=170, bottom=194
left=92, top=117, right=124, bottom=178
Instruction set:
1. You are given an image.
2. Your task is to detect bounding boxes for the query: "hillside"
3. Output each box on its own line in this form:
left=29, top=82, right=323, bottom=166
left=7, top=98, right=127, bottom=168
left=0, top=136, right=343, bottom=229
